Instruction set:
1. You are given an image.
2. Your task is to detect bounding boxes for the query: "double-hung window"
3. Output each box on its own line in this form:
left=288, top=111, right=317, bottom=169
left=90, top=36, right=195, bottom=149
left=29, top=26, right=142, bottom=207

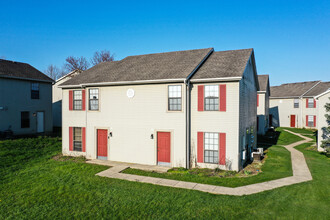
left=204, top=132, right=219, bottom=164
left=204, top=85, right=219, bottom=111
left=73, top=127, right=82, bottom=151
left=21, top=111, right=30, bottom=128
left=307, top=98, right=314, bottom=108
left=294, top=99, right=299, bottom=108
left=89, top=89, right=99, bottom=110
left=308, top=115, right=314, bottom=127
left=73, top=90, right=82, bottom=110
left=31, top=83, right=39, bottom=99
left=168, top=85, right=182, bottom=111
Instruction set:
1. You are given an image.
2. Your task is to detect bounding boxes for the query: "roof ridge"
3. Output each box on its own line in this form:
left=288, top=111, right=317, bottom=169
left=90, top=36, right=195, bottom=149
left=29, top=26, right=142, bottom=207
left=124, top=48, right=214, bottom=59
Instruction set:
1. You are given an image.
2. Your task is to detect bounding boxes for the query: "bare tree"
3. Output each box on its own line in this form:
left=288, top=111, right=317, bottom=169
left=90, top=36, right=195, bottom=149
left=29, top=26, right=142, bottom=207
left=91, top=50, right=115, bottom=66
left=44, top=64, right=63, bottom=80
left=64, top=56, right=89, bottom=72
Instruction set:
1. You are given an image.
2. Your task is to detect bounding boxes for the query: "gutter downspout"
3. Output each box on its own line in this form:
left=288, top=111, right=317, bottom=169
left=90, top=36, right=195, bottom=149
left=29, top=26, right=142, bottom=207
left=185, top=48, right=214, bottom=169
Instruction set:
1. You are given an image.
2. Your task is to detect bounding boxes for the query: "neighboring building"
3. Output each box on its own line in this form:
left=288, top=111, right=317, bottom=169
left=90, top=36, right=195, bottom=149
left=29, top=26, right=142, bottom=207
left=314, top=85, right=330, bottom=151
left=0, top=59, right=53, bottom=135
left=59, top=48, right=259, bottom=171
left=269, top=81, right=330, bottom=129
left=257, top=75, right=270, bottom=135
left=52, top=69, right=82, bottom=128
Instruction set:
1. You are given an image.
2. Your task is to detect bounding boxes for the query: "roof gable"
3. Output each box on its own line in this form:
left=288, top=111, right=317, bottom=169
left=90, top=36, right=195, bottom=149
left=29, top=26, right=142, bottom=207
left=258, top=75, right=269, bottom=92
left=191, top=48, right=253, bottom=80
left=0, top=59, right=53, bottom=82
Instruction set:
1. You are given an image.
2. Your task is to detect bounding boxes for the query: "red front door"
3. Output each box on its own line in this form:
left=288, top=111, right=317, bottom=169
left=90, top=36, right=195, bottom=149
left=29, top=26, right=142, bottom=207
left=97, top=129, right=108, bottom=159
left=157, top=132, right=171, bottom=164
left=290, top=115, right=296, bottom=127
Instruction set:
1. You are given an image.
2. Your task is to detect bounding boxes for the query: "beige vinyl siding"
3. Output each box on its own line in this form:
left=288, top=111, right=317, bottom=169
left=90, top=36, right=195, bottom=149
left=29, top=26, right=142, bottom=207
left=257, top=92, right=269, bottom=135
left=191, top=81, right=240, bottom=171
left=270, top=97, right=318, bottom=128
left=62, top=83, right=187, bottom=167
left=316, top=92, right=330, bottom=151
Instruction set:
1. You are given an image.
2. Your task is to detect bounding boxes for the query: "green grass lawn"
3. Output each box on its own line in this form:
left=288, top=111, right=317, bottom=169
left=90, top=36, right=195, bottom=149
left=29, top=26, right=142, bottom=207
left=275, top=127, right=304, bottom=145
left=123, top=145, right=292, bottom=187
left=0, top=130, right=329, bottom=219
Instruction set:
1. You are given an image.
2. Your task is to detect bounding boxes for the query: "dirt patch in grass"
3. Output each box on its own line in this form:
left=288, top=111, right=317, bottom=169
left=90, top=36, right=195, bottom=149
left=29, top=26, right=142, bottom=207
left=52, top=154, right=86, bottom=163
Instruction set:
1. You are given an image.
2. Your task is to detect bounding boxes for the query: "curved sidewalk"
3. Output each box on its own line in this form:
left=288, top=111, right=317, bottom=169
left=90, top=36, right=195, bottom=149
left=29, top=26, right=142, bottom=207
left=96, top=130, right=313, bottom=196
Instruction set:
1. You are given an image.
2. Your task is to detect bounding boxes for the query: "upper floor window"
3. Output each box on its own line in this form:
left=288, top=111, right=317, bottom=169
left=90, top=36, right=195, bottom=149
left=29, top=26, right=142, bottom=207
left=21, top=111, right=30, bottom=128
left=168, top=85, right=182, bottom=111
left=31, top=83, right=39, bottom=99
left=73, top=127, right=82, bottom=151
left=204, top=132, right=219, bottom=164
left=73, top=90, right=82, bottom=110
left=294, top=99, right=299, bottom=108
left=205, top=85, right=219, bottom=111
left=307, top=98, right=314, bottom=108
left=89, top=89, right=99, bottom=110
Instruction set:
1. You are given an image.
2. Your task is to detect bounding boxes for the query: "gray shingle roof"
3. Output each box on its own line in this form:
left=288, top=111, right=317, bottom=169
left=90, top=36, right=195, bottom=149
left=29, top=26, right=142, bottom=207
left=258, top=75, right=269, bottom=92
left=60, top=48, right=213, bottom=86
left=191, top=49, right=253, bottom=79
left=0, top=59, right=53, bottom=82
left=270, top=81, right=321, bottom=98
left=304, top=81, right=330, bottom=97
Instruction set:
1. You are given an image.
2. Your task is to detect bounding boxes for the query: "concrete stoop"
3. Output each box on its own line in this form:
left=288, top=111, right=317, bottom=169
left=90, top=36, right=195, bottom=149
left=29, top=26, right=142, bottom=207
left=93, top=129, right=313, bottom=196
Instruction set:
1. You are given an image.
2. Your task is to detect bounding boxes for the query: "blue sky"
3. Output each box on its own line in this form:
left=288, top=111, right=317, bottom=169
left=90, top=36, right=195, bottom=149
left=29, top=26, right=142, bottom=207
left=0, top=0, right=329, bottom=85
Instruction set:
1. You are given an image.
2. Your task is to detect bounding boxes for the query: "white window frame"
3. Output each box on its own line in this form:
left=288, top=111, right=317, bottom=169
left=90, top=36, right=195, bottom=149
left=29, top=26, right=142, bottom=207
left=73, top=90, right=82, bottom=110
left=204, top=132, right=219, bottom=164
left=307, top=98, right=314, bottom=108
left=168, top=85, right=182, bottom=111
left=308, top=115, right=314, bottom=127
left=89, top=88, right=99, bottom=110
left=294, top=99, right=299, bottom=108
left=73, top=127, right=82, bottom=152
left=204, top=85, right=219, bottom=111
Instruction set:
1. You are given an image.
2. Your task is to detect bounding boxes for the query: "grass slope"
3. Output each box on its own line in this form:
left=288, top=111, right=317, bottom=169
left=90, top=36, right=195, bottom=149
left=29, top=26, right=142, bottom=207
left=0, top=131, right=329, bottom=219
left=123, top=145, right=292, bottom=187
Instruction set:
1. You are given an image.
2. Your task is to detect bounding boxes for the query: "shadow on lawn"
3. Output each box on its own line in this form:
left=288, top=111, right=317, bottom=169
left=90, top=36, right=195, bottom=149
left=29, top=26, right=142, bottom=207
left=257, top=129, right=281, bottom=150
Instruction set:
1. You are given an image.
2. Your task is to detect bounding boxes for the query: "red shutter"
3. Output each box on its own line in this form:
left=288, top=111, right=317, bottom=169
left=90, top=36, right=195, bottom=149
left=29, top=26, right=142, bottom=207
left=197, top=132, right=204, bottom=163
left=306, top=99, right=308, bottom=108
left=219, top=133, right=226, bottom=165
left=198, top=85, right=204, bottom=111
left=69, top=90, right=73, bottom=110
left=82, top=127, right=86, bottom=152
left=219, top=84, right=226, bottom=112
left=82, top=89, right=86, bottom=111
left=313, top=116, right=316, bottom=127
left=257, top=94, right=259, bottom=107
left=306, top=115, right=308, bottom=127
left=69, top=127, right=73, bottom=151
left=314, top=99, right=316, bottom=108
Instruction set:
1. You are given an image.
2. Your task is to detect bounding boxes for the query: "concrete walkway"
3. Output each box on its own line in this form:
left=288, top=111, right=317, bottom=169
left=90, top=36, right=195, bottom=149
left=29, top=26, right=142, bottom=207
left=95, top=130, right=313, bottom=196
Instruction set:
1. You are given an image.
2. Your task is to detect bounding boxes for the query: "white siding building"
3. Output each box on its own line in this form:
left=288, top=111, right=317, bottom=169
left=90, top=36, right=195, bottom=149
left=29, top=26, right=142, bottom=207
left=59, top=48, right=259, bottom=171
left=257, top=75, right=270, bottom=135
left=0, top=59, right=53, bottom=136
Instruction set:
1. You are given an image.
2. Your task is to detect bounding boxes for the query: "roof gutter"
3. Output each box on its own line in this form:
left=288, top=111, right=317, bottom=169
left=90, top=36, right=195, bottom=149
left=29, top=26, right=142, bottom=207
left=190, top=76, right=242, bottom=83
left=0, top=75, right=53, bottom=83
left=184, top=48, right=214, bottom=169
left=58, top=78, right=187, bottom=88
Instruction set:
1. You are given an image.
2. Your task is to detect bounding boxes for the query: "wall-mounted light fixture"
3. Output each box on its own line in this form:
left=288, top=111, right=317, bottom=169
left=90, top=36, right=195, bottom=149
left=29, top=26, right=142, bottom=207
left=109, top=132, right=112, bottom=137
left=150, top=134, right=154, bottom=139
